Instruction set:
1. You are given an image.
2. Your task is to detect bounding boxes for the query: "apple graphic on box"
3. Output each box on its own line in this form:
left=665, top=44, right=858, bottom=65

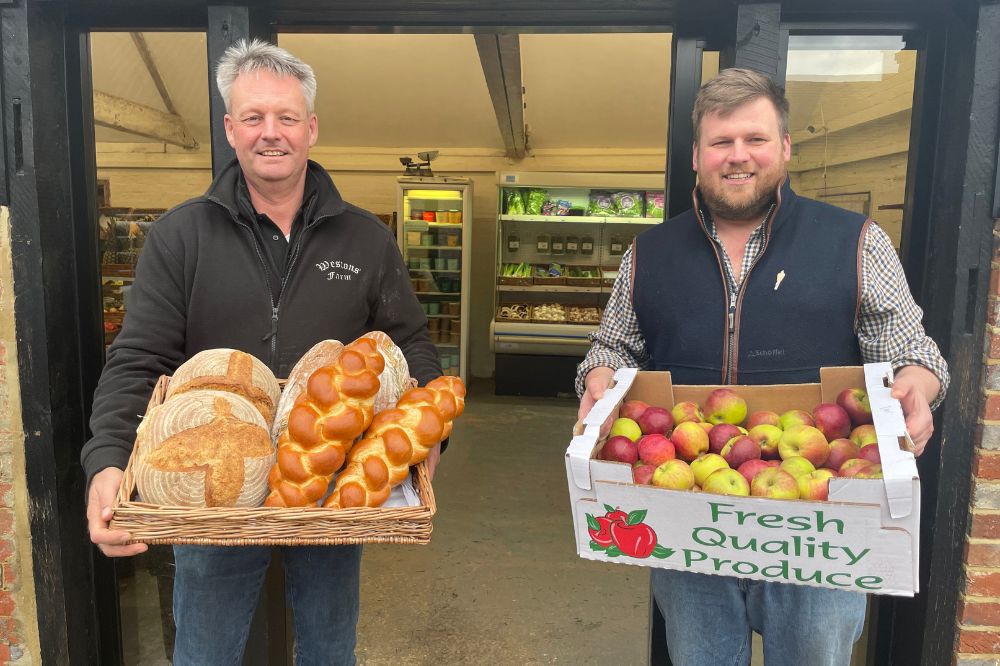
left=671, top=421, right=710, bottom=461
left=721, top=435, right=761, bottom=469
left=601, top=435, right=639, bottom=465
left=748, top=424, right=784, bottom=459
left=637, top=407, right=674, bottom=436
left=690, top=453, right=730, bottom=487
left=825, top=438, right=859, bottom=471
left=704, top=388, right=748, bottom=425
left=851, top=424, right=878, bottom=448
left=858, top=443, right=881, bottom=464
left=838, top=458, right=874, bottom=478
left=837, top=387, right=873, bottom=426
left=750, top=467, right=800, bottom=499
left=737, top=458, right=775, bottom=486
left=671, top=401, right=704, bottom=425
left=633, top=464, right=656, bottom=485
left=812, top=403, right=852, bottom=441
left=637, top=434, right=676, bottom=467
left=780, top=456, right=817, bottom=479
left=747, top=410, right=782, bottom=429
left=652, top=459, right=696, bottom=490
left=779, top=409, right=815, bottom=430
left=610, top=520, right=658, bottom=558
left=702, top=468, right=751, bottom=496
left=778, top=425, right=831, bottom=467
left=588, top=515, right=615, bottom=547
left=855, top=463, right=883, bottom=479
left=620, top=399, right=651, bottom=422
left=797, top=468, right=836, bottom=501
left=709, top=423, right=744, bottom=455
left=610, top=417, right=642, bottom=442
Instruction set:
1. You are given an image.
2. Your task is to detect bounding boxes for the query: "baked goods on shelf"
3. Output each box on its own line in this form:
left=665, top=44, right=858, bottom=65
left=532, top=303, right=566, bottom=322
left=496, top=304, right=531, bottom=321
left=566, top=306, right=601, bottom=324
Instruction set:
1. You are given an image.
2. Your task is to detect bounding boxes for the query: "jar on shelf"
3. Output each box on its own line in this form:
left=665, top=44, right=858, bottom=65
left=449, top=209, right=462, bottom=224
left=565, top=235, right=579, bottom=254
left=536, top=233, right=550, bottom=254
left=551, top=234, right=565, bottom=255
left=581, top=234, right=595, bottom=256
left=609, top=233, right=624, bottom=256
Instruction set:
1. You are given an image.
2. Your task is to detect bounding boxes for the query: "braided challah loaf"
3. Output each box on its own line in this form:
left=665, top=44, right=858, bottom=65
left=264, top=336, right=385, bottom=507
left=323, top=375, right=466, bottom=509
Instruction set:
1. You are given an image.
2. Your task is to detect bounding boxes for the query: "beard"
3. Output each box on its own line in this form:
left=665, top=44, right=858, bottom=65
left=699, top=168, right=784, bottom=222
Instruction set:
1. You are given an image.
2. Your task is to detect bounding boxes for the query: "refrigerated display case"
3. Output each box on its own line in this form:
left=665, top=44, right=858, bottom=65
left=98, top=208, right=163, bottom=347
left=397, top=177, right=472, bottom=384
left=490, top=172, right=664, bottom=395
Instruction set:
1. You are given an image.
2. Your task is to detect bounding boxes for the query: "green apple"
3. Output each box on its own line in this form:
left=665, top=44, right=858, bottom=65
left=609, top=417, right=642, bottom=442
left=690, top=453, right=730, bottom=487
left=780, top=455, right=816, bottom=479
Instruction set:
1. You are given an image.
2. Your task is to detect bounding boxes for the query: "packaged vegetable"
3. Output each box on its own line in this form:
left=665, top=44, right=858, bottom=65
left=645, top=191, right=665, bottom=218
left=587, top=190, right=615, bottom=216
left=506, top=189, right=525, bottom=215
left=526, top=189, right=547, bottom=215
left=613, top=191, right=643, bottom=217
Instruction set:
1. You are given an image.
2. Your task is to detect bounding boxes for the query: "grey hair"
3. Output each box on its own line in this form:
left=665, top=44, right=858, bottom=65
left=693, top=68, right=789, bottom=141
left=215, top=38, right=317, bottom=113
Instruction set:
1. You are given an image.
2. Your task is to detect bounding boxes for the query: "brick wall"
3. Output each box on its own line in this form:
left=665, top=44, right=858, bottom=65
left=957, top=219, right=1000, bottom=665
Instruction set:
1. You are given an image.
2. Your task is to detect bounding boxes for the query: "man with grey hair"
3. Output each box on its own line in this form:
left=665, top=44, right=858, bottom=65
left=83, top=39, right=441, bottom=664
left=577, top=68, right=948, bottom=665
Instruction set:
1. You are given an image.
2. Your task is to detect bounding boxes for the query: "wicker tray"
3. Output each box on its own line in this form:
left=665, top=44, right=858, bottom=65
left=110, top=376, right=437, bottom=546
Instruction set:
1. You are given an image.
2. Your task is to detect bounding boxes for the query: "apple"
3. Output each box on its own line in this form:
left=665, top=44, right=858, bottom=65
left=737, top=458, right=774, bottom=486
left=825, top=438, right=859, bottom=471
left=637, top=434, right=676, bottom=467
left=721, top=435, right=761, bottom=469
left=671, top=421, right=710, bottom=462
left=637, top=406, right=674, bottom=436
left=850, top=424, right=878, bottom=448
left=633, top=464, right=656, bottom=485
left=779, top=409, right=815, bottom=430
left=601, top=435, right=639, bottom=464
left=812, top=403, right=852, bottom=441
left=709, top=423, right=744, bottom=455
left=748, top=424, right=784, bottom=459
left=837, top=387, right=874, bottom=426
left=610, top=417, right=642, bottom=442
left=671, top=401, right=704, bottom=425
left=797, top=469, right=837, bottom=501
left=750, top=468, right=800, bottom=499
left=855, top=463, right=883, bottom=479
left=838, top=458, right=874, bottom=478
left=858, top=444, right=881, bottom=464
left=704, top=388, right=748, bottom=425
left=652, top=459, right=695, bottom=490
left=747, top=410, right=781, bottom=429
left=780, top=456, right=817, bottom=479
left=690, top=453, right=730, bottom=487
left=620, top=399, right=650, bottom=422
left=778, top=425, right=830, bottom=467
left=697, top=422, right=715, bottom=434
left=702, top=468, right=751, bottom=496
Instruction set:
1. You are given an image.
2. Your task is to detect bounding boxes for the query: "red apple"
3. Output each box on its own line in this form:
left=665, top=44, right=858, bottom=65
left=858, top=444, right=881, bottom=464
left=704, top=388, right=748, bottom=425
left=855, top=463, right=883, bottom=479
left=632, top=464, right=656, bottom=485
left=709, top=423, right=744, bottom=455
left=780, top=456, right=817, bottom=479
left=838, top=458, right=875, bottom=478
left=850, top=424, right=878, bottom=448
left=825, top=438, right=859, bottom=471
left=697, top=422, right=715, bottom=434
left=737, top=459, right=774, bottom=486
left=837, top=387, right=874, bottom=427
left=747, top=410, right=781, bottom=429
left=620, top=399, right=651, bottom=422
left=652, top=459, right=695, bottom=490
left=812, top=403, right=852, bottom=441
left=721, top=435, right=761, bottom=469
left=671, top=421, right=710, bottom=462
left=748, top=424, right=784, bottom=459
left=778, top=425, right=830, bottom=467
left=702, top=468, right=750, bottom=496
left=797, top=469, right=836, bottom=501
left=779, top=409, right=815, bottom=430
left=690, top=453, right=730, bottom=487
left=637, top=434, right=676, bottom=467
left=671, top=401, right=704, bottom=425
left=750, top=468, right=800, bottom=499
left=637, top=406, right=674, bottom=436
left=601, top=435, right=639, bottom=465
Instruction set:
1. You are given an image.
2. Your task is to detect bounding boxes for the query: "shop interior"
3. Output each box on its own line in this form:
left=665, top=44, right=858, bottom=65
left=91, top=30, right=915, bottom=664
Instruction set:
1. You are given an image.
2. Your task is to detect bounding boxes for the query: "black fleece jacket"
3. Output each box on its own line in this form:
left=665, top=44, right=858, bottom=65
left=81, top=159, right=440, bottom=484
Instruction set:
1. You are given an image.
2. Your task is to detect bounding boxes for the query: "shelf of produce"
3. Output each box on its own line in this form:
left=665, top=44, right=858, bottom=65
left=500, top=215, right=661, bottom=224
left=406, top=245, right=462, bottom=251
left=404, top=222, right=463, bottom=229
left=497, top=285, right=603, bottom=293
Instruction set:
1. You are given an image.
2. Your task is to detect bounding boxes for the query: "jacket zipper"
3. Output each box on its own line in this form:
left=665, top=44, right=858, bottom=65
left=695, top=207, right=733, bottom=384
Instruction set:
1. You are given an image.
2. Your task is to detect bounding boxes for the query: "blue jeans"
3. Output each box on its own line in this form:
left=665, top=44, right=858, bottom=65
left=652, top=569, right=866, bottom=666
left=171, top=544, right=362, bottom=666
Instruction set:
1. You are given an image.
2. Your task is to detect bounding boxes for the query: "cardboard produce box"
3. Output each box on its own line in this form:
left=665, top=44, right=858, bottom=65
left=565, top=363, right=921, bottom=596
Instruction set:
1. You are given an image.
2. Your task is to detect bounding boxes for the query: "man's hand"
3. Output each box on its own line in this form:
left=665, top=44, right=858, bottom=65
left=578, top=367, right=616, bottom=434
left=425, top=442, right=442, bottom=480
left=892, top=365, right=942, bottom=457
left=87, top=467, right=147, bottom=557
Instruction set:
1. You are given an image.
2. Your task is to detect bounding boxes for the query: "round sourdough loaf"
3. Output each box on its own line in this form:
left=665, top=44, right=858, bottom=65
left=271, top=340, right=345, bottom=442
left=134, top=390, right=275, bottom=507
left=166, top=349, right=280, bottom=426
left=363, top=331, right=414, bottom=414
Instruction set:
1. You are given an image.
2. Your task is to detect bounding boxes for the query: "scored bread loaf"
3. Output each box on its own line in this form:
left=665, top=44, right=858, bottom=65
left=364, top=330, right=416, bottom=413
left=264, top=335, right=386, bottom=507
left=166, top=349, right=280, bottom=426
left=271, top=340, right=345, bottom=442
left=134, top=390, right=275, bottom=507
left=323, top=375, right=466, bottom=509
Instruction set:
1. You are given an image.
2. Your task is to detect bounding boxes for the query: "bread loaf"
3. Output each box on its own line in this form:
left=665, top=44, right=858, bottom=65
left=134, top=390, right=274, bottom=507
left=166, top=349, right=280, bottom=425
left=264, top=336, right=385, bottom=507
left=364, top=330, right=415, bottom=413
left=323, top=375, right=466, bottom=509
left=271, top=340, right=345, bottom=441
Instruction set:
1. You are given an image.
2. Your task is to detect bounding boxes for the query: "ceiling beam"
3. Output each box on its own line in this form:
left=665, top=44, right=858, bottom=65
left=129, top=31, right=179, bottom=116
left=475, top=33, right=527, bottom=159
left=791, top=86, right=913, bottom=144
left=92, top=90, right=199, bottom=149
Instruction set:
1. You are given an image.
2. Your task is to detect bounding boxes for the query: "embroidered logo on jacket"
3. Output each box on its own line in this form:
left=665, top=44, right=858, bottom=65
left=316, top=260, right=361, bottom=281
